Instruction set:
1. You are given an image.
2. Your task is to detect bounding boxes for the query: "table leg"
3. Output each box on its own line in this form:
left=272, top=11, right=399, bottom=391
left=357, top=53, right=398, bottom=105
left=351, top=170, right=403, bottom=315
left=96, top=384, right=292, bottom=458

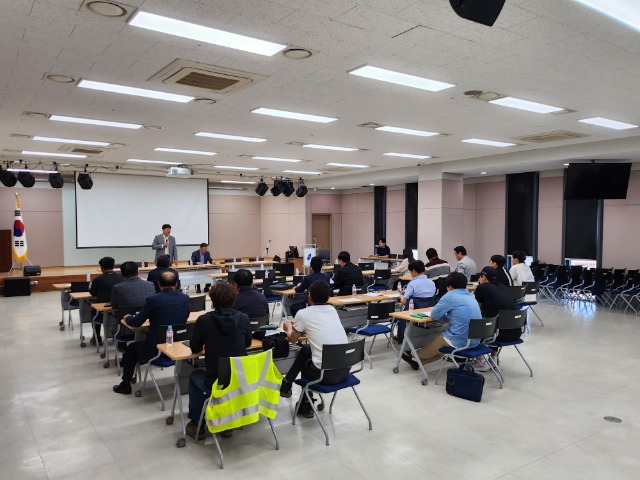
left=168, top=359, right=187, bottom=448
left=102, top=311, right=111, bottom=368
left=392, top=322, right=428, bottom=385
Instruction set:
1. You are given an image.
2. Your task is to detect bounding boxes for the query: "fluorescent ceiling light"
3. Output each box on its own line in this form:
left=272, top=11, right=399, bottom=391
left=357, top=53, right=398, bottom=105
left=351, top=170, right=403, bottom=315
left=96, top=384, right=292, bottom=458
left=489, top=96, right=564, bottom=114
left=480, top=172, right=487, bottom=175
left=376, top=126, right=439, bottom=137
left=49, top=115, right=142, bottom=129
left=129, top=11, right=286, bottom=56
left=195, top=132, right=267, bottom=143
left=461, top=138, right=516, bottom=147
left=303, top=144, right=358, bottom=152
left=330, top=187, right=335, bottom=190
left=127, top=159, right=182, bottom=165
left=326, top=163, right=369, bottom=168
left=563, top=163, right=570, bottom=166
left=78, top=79, right=193, bottom=103
left=251, top=156, right=301, bottom=163
left=216, top=166, right=259, bottom=171
left=154, top=147, right=217, bottom=156
left=349, top=65, right=454, bottom=92
left=384, top=152, right=431, bottom=160
left=283, top=170, right=322, bottom=175
left=7, top=169, right=51, bottom=174
left=572, top=1, right=640, bottom=32
left=22, top=151, right=87, bottom=158
left=221, top=180, right=256, bottom=184
left=32, top=136, right=109, bottom=146
left=251, top=107, right=337, bottom=123
left=209, top=186, right=244, bottom=190
left=579, top=117, right=639, bottom=130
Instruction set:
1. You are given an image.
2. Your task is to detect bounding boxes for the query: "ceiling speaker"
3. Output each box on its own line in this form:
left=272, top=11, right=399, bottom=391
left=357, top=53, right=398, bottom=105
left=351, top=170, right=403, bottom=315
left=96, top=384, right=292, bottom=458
left=449, top=0, right=506, bottom=27
left=255, top=180, right=268, bottom=196
left=17, top=172, right=36, bottom=188
left=271, top=180, right=283, bottom=196
left=48, top=172, right=64, bottom=188
left=282, top=180, right=295, bottom=197
left=0, top=169, right=17, bottom=187
left=77, top=173, right=93, bottom=190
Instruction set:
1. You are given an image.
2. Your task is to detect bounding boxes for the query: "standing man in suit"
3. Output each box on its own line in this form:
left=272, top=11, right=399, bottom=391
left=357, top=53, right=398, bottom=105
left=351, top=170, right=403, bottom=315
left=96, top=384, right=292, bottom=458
left=152, top=224, right=177, bottom=265
left=331, top=251, right=364, bottom=296
left=113, top=270, right=190, bottom=395
left=190, top=243, right=212, bottom=293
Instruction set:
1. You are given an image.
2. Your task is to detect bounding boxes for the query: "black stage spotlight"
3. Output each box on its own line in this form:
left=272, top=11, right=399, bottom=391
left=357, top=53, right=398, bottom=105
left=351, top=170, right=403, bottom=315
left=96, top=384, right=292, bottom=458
left=449, top=0, right=505, bottom=27
left=296, top=181, right=308, bottom=198
left=0, top=167, right=18, bottom=187
left=49, top=172, right=64, bottom=188
left=282, top=179, right=295, bottom=197
left=255, top=178, right=269, bottom=196
left=77, top=172, right=93, bottom=190
left=17, top=171, right=36, bottom=188
left=271, top=179, right=283, bottom=196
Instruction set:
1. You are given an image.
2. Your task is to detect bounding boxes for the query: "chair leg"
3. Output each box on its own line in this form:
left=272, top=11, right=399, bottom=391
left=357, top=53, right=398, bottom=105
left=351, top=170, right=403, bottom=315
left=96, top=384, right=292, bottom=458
left=196, top=402, right=207, bottom=445
left=364, top=350, right=373, bottom=369
left=486, top=355, right=503, bottom=389
left=351, top=386, right=372, bottom=431
left=529, top=307, right=543, bottom=327
left=514, top=345, right=533, bottom=377
left=434, top=357, right=448, bottom=385
left=304, top=386, right=329, bottom=446
left=139, top=363, right=150, bottom=397
left=329, top=391, right=338, bottom=413
left=147, top=367, right=165, bottom=411
left=267, top=417, right=279, bottom=451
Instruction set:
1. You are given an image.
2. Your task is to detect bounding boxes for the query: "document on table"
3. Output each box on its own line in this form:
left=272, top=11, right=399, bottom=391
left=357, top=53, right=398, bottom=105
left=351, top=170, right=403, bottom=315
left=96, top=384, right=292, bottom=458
left=383, top=293, right=400, bottom=298
left=338, top=298, right=364, bottom=303
left=363, top=293, right=380, bottom=297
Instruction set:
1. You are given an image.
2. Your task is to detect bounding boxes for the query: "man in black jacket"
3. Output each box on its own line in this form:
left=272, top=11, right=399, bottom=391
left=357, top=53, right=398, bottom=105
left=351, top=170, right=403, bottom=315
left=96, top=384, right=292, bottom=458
left=89, top=256, right=123, bottom=345
left=490, top=254, right=513, bottom=287
left=186, top=282, right=252, bottom=439
left=331, top=251, right=364, bottom=296
left=113, top=271, right=190, bottom=394
left=232, top=269, right=269, bottom=318
left=147, top=254, right=180, bottom=293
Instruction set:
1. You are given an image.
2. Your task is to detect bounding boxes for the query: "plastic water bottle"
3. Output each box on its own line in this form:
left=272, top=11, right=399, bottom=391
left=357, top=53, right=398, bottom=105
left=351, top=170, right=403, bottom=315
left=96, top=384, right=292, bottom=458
left=166, top=325, right=173, bottom=346
left=233, top=257, right=237, bottom=263
left=188, top=259, right=191, bottom=265
left=296, top=268, right=300, bottom=275
left=261, top=262, right=264, bottom=270
left=182, top=287, right=188, bottom=295
left=256, top=256, right=259, bottom=262
left=397, top=281, right=402, bottom=293
left=86, top=272, right=91, bottom=282
left=409, top=298, right=415, bottom=312
left=352, top=284, right=357, bottom=297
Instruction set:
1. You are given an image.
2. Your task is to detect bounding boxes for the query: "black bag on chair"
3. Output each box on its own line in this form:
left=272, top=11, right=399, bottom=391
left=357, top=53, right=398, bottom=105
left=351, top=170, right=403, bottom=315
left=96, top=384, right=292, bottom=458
left=446, top=363, right=485, bottom=402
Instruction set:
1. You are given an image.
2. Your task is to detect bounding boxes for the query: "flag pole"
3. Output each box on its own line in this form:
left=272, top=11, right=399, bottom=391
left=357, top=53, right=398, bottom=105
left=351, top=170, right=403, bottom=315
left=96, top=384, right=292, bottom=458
left=9, top=192, right=32, bottom=275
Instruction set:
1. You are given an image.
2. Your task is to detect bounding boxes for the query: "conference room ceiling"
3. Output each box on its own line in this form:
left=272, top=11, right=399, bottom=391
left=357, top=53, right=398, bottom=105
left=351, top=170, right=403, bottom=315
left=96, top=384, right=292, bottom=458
left=2, top=0, right=640, bottom=190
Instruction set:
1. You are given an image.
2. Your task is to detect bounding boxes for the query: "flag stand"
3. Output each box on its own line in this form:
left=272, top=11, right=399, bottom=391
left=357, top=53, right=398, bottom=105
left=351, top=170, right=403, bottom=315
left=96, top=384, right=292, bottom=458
left=8, top=258, right=33, bottom=276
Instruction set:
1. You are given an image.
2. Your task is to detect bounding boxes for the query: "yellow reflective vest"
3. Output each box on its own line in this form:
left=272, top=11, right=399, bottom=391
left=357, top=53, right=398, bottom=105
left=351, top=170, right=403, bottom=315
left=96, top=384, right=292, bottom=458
left=206, top=349, right=282, bottom=433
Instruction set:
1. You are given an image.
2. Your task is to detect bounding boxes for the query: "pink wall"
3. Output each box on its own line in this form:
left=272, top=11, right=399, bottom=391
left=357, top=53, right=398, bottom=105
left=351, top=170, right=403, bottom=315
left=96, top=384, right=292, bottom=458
left=386, top=188, right=405, bottom=254
left=462, top=184, right=477, bottom=263
left=260, top=195, right=308, bottom=260
left=0, top=187, right=63, bottom=267
left=602, top=170, right=640, bottom=268
left=209, top=195, right=261, bottom=258
left=475, top=181, right=506, bottom=267
left=342, top=192, right=374, bottom=258
left=538, top=176, right=563, bottom=264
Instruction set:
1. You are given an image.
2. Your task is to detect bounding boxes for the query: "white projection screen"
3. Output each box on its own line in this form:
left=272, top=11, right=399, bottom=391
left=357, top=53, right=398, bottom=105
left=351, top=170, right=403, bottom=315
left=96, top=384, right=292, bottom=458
left=75, top=173, right=209, bottom=248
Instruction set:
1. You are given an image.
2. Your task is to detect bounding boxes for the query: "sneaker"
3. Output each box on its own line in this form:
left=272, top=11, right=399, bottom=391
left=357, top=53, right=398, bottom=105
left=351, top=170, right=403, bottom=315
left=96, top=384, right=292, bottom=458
left=473, top=359, right=491, bottom=372
left=185, top=421, right=206, bottom=440
left=401, top=353, right=419, bottom=371
left=280, top=381, right=292, bottom=398
left=297, top=402, right=314, bottom=418
left=112, top=382, right=132, bottom=395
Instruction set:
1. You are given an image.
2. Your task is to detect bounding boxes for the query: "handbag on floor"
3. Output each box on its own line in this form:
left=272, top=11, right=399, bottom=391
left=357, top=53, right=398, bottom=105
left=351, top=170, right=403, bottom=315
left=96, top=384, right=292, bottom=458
left=445, top=363, right=485, bottom=402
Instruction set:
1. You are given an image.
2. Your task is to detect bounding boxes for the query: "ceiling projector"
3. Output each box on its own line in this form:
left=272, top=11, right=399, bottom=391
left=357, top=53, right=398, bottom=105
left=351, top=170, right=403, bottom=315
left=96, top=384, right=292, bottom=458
left=166, top=166, right=193, bottom=177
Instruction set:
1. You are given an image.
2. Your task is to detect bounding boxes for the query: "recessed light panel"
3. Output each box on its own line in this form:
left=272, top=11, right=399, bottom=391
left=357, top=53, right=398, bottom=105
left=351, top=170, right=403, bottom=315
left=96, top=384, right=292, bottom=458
left=252, top=156, right=301, bottom=163
left=572, top=1, right=640, bottom=32
left=49, top=115, right=142, bottom=129
left=195, top=132, right=267, bottom=143
left=32, top=136, right=109, bottom=146
left=22, top=151, right=87, bottom=158
left=349, top=65, right=455, bottom=92
left=78, top=79, right=193, bottom=103
left=326, top=163, right=369, bottom=168
left=383, top=152, right=431, bottom=160
left=127, top=159, right=182, bottom=165
left=221, top=180, right=256, bottom=184
left=461, top=139, right=516, bottom=147
left=579, top=117, right=639, bottom=130
left=154, top=147, right=217, bottom=156
left=215, top=166, right=259, bottom=171
left=489, top=96, right=564, bottom=114
left=251, top=107, right=337, bottom=123
left=375, top=126, right=439, bottom=137
left=283, top=169, right=322, bottom=175
left=129, top=11, right=286, bottom=56
left=303, top=144, right=358, bottom=152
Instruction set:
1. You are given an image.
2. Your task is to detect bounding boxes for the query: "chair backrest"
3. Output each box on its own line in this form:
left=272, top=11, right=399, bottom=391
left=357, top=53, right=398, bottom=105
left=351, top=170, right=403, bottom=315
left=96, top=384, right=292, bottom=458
left=555, top=266, right=569, bottom=284
left=409, top=296, right=437, bottom=309
left=388, top=253, right=398, bottom=259
left=569, top=266, right=583, bottom=282
left=114, top=305, right=143, bottom=321
left=292, top=275, right=304, bottom=285
left=468, top=317, right=497, bottom=340
left=367, top=301, right=395, bottom=322
left=189, top=295, right=206, bottom=312
left=70, top=281, right=90, bottom=292
left=321, top=339, right=365, bottom=370
left=497, top=310, right=527, bottom=330
left=581, top=269, right=594, bottom=285
left=158, top=322, right=195, bottom=343
left=277, top=262, right=295, bottom=276
left=470, top=274, right=480, bottom=282
left=374, top=268, right=391, bottom=281
left=522, top=281, right=539, bottom=295
left=358, top=261, right=374, bottom=271
left=254, top=269, right=266, bottom=279
left=95, top=292, right=112, bottom=303
left=249, top=314, right=271, bottom=332
left=227, top=271, right=236, bottom=284
left=435, top=276, right=447, bottom=297
left=224, top=258, right=235, bottom=263
left=509, top=285, right=527, bottom=301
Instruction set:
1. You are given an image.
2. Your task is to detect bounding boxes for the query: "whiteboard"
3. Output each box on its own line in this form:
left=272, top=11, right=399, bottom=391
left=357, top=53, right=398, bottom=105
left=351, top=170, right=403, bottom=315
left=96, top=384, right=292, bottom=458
left=303, top=247, right=317, bottom=268
left=75, top=173, right=208, bottom=248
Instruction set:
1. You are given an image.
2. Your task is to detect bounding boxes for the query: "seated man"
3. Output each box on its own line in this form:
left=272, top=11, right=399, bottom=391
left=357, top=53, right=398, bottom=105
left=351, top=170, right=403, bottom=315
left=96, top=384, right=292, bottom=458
left=395, top=260, right=437, bottom=344
left=284, top=256, right=331, bottom=318
left=453, top=246, right=477, bottom=281
left=186, top=282, right=252, bottom=439
left=401, top=272, right=481, bottom=369
left=509, top=250, right=534, bottom=286
left=191, top=242, right=213, bottom=293
left=279, top=281, right=350, bottom=418
left=232, top=268, right=269, bottom=319
left=113, top=271, right=190, bottom=394
left=331, top=251, right=364, bottom=296
left=89, top=256, right=123, bottom=345
left=147, top=254, right=181, bottom=293
left=473, top=266, right=518, bottom=371
left=376, top=238, right=391, bottom=258
left=425, top=248, right=451, bottom=279
left=490, top=254, right=513, bottom=287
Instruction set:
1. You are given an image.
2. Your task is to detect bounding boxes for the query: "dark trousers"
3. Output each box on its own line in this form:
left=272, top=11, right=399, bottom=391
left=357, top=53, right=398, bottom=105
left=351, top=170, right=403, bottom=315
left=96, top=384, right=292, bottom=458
left=188, top=369, right=211, bottom=423
left=285, top=344, right=349, bottom=386
left=195, top=284, right=211, bottom=292
left=395, top=319, right=407, bottom=342
left=120, top=341, right=143, bottom=384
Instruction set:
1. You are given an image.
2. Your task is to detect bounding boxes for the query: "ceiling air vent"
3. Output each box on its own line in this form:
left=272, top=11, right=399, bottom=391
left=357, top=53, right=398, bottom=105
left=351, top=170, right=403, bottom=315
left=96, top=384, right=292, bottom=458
left=517, top=130, right=589, bottom=144
left=71, top=147, right=104, bottom=155
left=149, top=59, right=267, bottom=95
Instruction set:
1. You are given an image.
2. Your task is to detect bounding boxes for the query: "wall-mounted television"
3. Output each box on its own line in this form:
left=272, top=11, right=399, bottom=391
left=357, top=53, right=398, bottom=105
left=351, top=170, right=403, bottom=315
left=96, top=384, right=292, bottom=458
left=564, top=163, right=631, bottom=200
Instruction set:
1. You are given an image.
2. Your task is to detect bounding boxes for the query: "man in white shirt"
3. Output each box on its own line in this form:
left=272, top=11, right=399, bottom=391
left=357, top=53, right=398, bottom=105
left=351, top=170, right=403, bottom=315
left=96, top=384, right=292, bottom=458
left=509, top=250, right=534, bottom=286
left=279, top=280, right=349, bottom=418
left=454, top=245, right=477, bottom=281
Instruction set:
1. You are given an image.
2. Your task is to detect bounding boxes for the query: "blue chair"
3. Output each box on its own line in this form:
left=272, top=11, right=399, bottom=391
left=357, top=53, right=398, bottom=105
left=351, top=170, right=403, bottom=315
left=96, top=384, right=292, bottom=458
left=346, top=301, right=397, bottom=368
left=261, top=277, right=283, bottom=317
left=293, top=339, right=372, bottom=446
left=490, top=310, right=532, bottom=380
left=434, top=317, right=503, bottom=389
left=609, top=269, right=638, bottom=310
left=602, top=268, right=625, bottom=306
left=368, top=269, right=392, bottom=292
left=136, top=323, right=195, bottom=410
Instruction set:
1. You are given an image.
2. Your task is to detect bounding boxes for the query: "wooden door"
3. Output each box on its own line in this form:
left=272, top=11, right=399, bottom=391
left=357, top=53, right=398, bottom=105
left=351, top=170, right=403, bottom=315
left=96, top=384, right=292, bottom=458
left=311, top=214, right=331, bottom=257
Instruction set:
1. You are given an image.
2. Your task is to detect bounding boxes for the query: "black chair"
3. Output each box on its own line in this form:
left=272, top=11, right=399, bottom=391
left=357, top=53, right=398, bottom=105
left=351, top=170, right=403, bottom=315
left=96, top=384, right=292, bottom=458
left=490, top=310, right=532, bottom=379
left=358, top=262, right=374, bottom=271
left=189, top=295, right=206, bottom=312
left=292, top=275, right=304, bottom=286
left=518, top=281, right=543, bottom=326
left=292, top=339, right=371, bottom=446
left=261, top=278, right=283, bottom=316
left=254, top=269, right=266, bottom=280
left=249, top=314, right=271, bottom=332
left=109, top=305, right=142, bottom=372
left=435, top=276, right=447, bottom=298
left=388, top=254, right=398, bottom=259
left=368, top=268, right=391, bottom=292
left=276, top=262, right=295, bottom=276
left=470, top=274, right=480, bottom=282
left=435, top=317, right=503, bottom=389
left=226, top=271, right=236, bottom=284
left=346, top=301, right=397, bottom=368
left=509, top=285, right=527, bottom=302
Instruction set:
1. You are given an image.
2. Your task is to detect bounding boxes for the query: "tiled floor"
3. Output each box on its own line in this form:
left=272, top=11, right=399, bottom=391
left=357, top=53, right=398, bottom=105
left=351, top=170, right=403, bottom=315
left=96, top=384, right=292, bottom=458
left=1, top=292, right=638, bottom=479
